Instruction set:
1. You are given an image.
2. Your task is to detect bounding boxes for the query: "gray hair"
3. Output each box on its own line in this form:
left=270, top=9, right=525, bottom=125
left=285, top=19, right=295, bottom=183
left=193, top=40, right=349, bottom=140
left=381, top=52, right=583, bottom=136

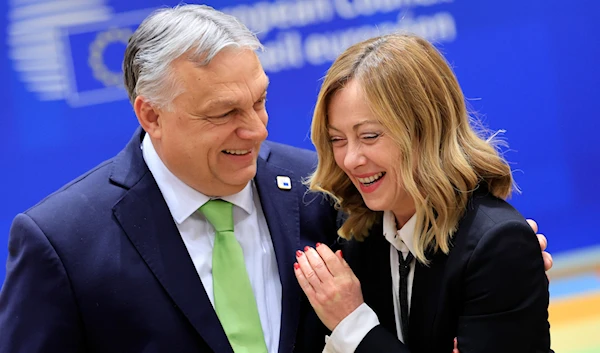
left=123, top=4, right=263, bottom=108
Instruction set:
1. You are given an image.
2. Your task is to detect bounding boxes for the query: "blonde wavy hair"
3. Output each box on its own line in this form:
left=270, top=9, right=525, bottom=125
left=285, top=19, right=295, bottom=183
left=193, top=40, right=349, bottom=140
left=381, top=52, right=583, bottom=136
left=308, top=33, right=515, bottom=263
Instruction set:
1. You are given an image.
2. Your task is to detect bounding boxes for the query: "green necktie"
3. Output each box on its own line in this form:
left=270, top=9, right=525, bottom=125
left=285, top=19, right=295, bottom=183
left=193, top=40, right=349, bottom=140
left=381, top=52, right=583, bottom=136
left=199, top=199, right=268, bottom=353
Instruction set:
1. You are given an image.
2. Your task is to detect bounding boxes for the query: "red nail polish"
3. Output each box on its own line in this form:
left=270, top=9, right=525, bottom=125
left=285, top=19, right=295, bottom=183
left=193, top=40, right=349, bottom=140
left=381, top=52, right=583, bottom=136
left=339, top=250, right=343, bottom=258
left=316, top=242, right=322, bottom=247
left=296, top=250, right=302, bottom=257
left=294, top=263, right=300, bottom=270
left=304, top=246, right=310, bottom=252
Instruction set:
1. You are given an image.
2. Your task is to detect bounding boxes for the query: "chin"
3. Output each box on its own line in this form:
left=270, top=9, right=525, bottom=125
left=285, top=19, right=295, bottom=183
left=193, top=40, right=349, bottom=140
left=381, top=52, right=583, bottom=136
left=231, top=170, right=256, bottom=186
left=363, top=200, right=387, bottom=212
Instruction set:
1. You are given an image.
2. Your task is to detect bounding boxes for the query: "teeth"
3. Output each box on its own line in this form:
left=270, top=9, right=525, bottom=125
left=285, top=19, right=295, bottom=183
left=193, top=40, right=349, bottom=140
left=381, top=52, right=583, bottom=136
left=224, top=149, right=250, bottom=155
left=357, top=172, right=385, bottom=184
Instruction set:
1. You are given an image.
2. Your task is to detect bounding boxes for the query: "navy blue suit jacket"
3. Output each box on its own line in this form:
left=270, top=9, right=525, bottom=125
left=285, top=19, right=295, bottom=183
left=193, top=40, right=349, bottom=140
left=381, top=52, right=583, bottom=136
left=0, top=128, right=335, bottom=353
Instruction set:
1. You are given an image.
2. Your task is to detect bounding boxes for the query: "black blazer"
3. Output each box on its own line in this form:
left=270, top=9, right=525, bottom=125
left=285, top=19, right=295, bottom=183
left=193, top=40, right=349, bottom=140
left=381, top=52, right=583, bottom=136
left=0, top=128, right=333, bottom=353
left=343, top=187, right=551, bottom=353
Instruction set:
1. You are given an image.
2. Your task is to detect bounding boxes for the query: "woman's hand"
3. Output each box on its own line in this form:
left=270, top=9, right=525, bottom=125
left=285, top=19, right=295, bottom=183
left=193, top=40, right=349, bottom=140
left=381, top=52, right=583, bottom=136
left=294, top=243, right=364, bottom=331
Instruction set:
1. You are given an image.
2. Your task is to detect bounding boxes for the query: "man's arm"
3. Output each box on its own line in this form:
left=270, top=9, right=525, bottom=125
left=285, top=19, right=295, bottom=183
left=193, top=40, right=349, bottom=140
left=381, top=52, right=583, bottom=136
left=0, top=213, right=85, bottom=352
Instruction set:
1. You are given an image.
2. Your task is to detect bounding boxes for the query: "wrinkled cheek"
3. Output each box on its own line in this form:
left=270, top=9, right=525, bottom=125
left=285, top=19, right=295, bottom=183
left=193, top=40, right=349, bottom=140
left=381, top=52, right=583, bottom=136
left=209, top=153, right=224, bottom=175
left=261, top=112, right=269, bottom=126
left=332, top=153, right=346, bottom=171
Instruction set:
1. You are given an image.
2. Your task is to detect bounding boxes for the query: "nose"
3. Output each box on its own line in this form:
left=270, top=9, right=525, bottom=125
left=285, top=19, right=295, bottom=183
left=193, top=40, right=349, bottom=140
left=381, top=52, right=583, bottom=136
left=237, top=110, right=268, bottom=141
left=343, top=141, right=366, bottom=171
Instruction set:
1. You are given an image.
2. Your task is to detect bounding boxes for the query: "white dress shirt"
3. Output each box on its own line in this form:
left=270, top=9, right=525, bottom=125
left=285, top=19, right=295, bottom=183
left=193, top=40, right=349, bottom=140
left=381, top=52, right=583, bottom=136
left=323, top=211, right=417, bottom=353
left=141, top=135, right=282, bottom=353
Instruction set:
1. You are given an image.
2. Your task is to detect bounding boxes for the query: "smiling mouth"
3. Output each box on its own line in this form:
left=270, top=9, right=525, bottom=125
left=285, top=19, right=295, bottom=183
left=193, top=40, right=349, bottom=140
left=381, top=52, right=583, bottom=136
left=356, top=172, right=386, bottom=185
left=223, top=149, right=251, bottom=155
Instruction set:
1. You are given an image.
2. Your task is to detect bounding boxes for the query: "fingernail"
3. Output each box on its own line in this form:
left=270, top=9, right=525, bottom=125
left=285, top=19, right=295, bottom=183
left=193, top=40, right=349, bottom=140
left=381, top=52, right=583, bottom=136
left=316, top=242, right=322, bottom=247
left=304, top=246, right=310, bottom=252
left=294, top=263, right=300, bottom=270
left=339, top=250, right=343, bottom=258
left=296, top=250, right=302, bottom=257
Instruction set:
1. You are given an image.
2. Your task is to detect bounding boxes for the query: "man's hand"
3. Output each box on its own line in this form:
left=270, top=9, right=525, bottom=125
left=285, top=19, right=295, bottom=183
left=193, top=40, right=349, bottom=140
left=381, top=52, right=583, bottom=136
left=526, top=219, right=553, bottom=273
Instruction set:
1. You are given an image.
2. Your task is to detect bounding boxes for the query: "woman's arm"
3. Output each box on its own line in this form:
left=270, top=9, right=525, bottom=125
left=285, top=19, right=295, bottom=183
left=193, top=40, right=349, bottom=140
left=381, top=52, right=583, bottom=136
left=456, top=219, right=551, bottom=353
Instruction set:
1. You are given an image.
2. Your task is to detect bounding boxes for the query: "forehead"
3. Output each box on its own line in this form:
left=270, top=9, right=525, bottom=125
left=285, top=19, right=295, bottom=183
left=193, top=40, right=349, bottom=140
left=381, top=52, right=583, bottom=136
left=173, top=49, right=268, bottom=107
left=327, top=81, right=375, bottom=128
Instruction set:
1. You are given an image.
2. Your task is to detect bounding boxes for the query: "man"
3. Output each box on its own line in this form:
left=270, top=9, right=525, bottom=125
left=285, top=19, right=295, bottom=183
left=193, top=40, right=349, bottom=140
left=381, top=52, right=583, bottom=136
left=0, top=4, right=551, bottom=353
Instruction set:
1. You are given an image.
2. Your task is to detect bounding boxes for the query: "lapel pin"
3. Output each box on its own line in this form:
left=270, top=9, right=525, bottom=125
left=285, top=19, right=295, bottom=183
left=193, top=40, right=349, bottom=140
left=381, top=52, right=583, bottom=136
left=276, top=176, right=292, bottom=190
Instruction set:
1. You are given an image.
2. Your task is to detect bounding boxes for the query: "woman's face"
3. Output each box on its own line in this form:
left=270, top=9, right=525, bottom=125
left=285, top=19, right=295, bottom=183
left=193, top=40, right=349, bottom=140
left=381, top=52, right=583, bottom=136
left=327, top=80, right=415, bottom=223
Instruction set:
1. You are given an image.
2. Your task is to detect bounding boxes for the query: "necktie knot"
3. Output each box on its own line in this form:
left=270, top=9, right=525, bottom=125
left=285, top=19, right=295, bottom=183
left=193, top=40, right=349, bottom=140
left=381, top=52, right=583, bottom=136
left=398, top=251, right=414, bottom=277
left=199, top=199, right=234, bottom=233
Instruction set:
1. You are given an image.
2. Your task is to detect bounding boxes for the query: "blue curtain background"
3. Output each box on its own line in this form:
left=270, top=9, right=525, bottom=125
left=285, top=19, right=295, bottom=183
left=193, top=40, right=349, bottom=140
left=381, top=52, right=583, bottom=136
left=1, top=0, right=599, bottom=284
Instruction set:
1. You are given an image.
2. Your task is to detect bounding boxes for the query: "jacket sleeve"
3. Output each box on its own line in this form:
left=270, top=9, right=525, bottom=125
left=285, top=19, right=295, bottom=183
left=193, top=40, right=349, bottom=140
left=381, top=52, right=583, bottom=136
left=456, top=219, right=551, bottom=353
left=355, top=324, right=412, bottom=353
left=0, top=213, right=85, bottom=352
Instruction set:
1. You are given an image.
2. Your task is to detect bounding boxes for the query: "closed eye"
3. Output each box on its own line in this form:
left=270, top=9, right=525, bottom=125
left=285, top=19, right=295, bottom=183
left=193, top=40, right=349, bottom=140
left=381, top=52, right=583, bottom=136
left=329, top=136, right=346, bottom=144
left=217, top=110, right=235, bottom=118
left=204, top=110, right=236, bottom=122
left=362, top=133, right=381, bottom=140
left=254, top=96, right=267, bottom=110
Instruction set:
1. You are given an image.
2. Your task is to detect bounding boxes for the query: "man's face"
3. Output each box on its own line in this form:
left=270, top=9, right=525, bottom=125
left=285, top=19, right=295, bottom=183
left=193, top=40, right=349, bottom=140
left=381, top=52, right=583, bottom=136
left=150, top=49, right=269, bottom=196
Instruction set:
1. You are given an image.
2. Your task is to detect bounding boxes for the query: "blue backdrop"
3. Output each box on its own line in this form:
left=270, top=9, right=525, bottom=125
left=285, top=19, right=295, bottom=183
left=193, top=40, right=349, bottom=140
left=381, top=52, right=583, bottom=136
left=1, top=0, right=599, bottom=284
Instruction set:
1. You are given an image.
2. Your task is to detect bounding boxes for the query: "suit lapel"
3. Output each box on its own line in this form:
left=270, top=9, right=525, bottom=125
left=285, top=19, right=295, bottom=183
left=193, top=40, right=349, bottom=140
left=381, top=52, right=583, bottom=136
left=409, top=249, right=447, bottom=352
left=348, top=222, right=397, bottom=333
left=255, top=144, right=301, bottom=353
left=110, top=128, right=232, bottom=353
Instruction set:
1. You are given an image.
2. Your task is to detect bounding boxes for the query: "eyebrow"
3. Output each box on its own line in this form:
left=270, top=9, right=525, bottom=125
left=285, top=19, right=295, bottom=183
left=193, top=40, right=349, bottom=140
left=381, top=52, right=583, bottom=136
left=204, top=76, right=270, bottom=111
left=327, top=119, right=380, bottom=132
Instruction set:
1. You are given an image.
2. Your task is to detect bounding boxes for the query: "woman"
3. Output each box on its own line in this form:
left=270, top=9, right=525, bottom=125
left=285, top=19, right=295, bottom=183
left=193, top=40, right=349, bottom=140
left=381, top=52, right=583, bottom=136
left=294, top=33, right=551, bottom=353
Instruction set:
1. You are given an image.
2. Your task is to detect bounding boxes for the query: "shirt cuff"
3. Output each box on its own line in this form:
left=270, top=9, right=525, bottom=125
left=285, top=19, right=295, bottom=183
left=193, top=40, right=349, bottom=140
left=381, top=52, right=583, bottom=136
left=322, top=303, right=380, bottom=353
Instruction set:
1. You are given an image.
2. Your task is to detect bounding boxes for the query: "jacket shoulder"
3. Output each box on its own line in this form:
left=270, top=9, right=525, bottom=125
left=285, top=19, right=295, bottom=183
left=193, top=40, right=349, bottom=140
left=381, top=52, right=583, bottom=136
left=23, top=158, right=125, bottom=229
left=262, top=140, right=318, bottom=176
left=464, top=190, right=529, bottom=233
left=451, top=189, right=534, bottom=259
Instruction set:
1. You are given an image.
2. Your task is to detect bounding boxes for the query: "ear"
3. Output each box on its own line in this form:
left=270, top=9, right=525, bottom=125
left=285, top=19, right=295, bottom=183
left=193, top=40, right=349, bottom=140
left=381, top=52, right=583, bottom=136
left=134, top=96, right=162, bottom=139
